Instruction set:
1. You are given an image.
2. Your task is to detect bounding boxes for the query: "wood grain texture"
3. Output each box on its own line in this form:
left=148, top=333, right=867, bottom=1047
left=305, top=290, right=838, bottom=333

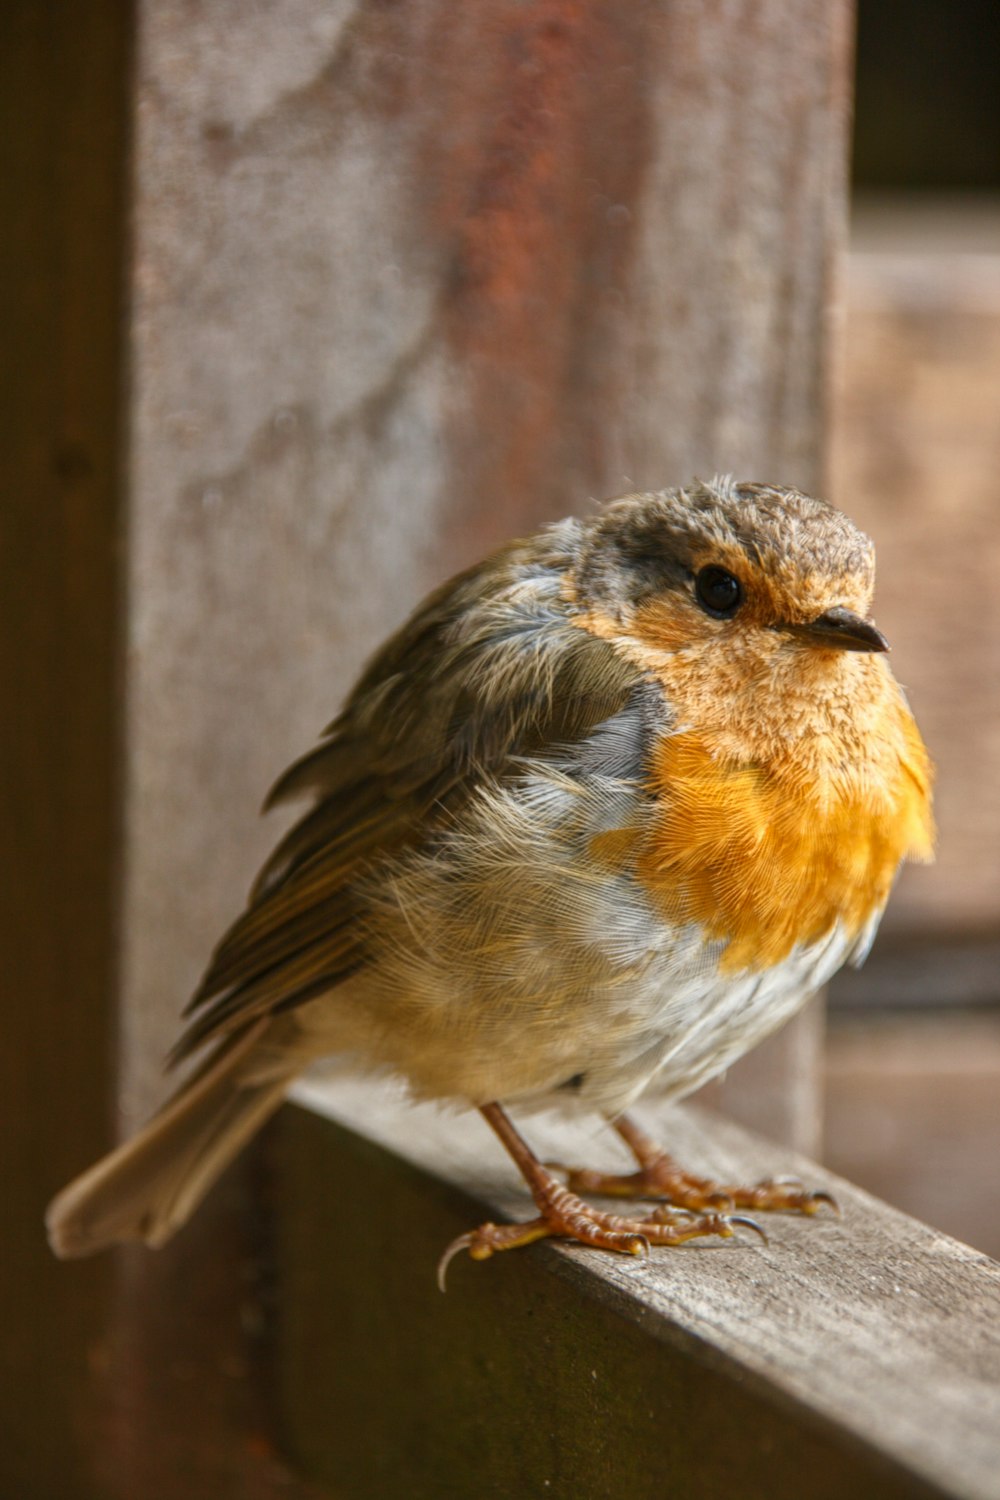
left=280, top=1081, right=1000, bottom=1500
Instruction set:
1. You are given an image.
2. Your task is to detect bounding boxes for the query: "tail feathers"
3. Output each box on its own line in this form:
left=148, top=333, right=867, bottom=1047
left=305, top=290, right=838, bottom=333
left=46, top=1020, right=293, bottom=1259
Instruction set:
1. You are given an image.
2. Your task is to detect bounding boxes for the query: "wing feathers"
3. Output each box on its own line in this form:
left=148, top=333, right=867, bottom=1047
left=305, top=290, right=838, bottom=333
left=178, top=528, right=645, bottom=1058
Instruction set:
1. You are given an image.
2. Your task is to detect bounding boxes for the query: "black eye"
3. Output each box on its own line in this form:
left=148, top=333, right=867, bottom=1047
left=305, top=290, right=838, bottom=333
left=695, top=566, right=743, bottom=618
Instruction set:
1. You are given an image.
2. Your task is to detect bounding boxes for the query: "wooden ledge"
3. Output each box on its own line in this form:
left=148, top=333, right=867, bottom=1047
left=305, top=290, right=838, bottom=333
left=275, top=1080, right=1000, bottom=1500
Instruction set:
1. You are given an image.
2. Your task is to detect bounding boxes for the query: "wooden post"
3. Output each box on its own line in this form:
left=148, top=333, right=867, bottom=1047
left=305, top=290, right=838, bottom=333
left=0, top=3, right=132, bottom=1495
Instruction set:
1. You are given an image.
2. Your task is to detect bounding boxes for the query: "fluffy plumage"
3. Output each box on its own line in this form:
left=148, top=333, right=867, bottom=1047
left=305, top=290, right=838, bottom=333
left=46, top=478, right=933, bottom=1260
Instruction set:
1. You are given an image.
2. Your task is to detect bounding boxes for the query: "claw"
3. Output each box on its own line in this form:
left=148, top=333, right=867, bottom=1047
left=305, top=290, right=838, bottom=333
left=730, top=1214, right=769, bottom=1246
left=437, top=1230, right=477, bottom=1292
left=723, top=1177, right=842, bottom=1218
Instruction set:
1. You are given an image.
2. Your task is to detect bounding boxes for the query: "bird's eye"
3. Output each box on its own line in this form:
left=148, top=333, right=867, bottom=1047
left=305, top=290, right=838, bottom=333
left=695, top=566, right=744, bottom=618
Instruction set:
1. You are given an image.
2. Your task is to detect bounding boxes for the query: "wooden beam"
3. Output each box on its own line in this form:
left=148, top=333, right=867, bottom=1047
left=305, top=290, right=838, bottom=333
left=0, top=2, right=131, bottom=1494
left=277, top=1083, right=1000, bottom=1500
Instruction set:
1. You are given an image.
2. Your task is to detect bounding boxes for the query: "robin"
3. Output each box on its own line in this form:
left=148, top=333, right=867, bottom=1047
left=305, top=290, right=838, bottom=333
left=46, top=478, right=934, bottom=1280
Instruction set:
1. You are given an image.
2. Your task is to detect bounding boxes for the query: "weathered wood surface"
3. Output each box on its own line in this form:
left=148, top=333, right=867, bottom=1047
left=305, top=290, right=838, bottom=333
left=280, top=1082, right=1000, bottom=1500
left=121, top=0, right=853, bottom=1151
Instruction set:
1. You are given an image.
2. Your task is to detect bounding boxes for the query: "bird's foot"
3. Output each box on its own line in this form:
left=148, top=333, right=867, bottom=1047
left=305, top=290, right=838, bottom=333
left=563, top=1157, right=836, bottom=1216
left=562, top=1154, right=734, bottom=1209
left=437, top=1171, right=763, bottom=1290
left=560, top=1114, right=838, bottom=1218
left=716, top=1175, right=839, bottom=1217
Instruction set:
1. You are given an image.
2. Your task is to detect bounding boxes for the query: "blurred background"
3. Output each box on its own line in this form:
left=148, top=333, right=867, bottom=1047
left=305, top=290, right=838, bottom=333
left=824, top=2, right=1000, bottom=1257
left=2, top=2, right=997, bottom=1496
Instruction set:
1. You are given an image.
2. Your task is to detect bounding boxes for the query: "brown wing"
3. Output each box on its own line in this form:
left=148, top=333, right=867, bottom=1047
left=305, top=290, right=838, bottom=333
left=172, top=524, right=643, bottom=1063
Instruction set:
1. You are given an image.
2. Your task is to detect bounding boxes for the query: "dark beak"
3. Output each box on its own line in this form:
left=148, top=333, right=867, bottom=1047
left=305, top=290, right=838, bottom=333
left=787, top=607, right=890, bottom=654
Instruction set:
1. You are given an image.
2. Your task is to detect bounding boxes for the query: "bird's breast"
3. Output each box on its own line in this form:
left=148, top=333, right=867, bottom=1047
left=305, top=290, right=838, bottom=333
left=630, top=719, right=933, bottom=973
left=571, top=605, right=934, bottom=974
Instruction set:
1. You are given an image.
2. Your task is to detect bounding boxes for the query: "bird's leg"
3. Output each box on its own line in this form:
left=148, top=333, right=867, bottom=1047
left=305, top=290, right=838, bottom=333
left=438, top=1102, right=763, bottom=1288
left=562, top=1112, right=837, bottom=1217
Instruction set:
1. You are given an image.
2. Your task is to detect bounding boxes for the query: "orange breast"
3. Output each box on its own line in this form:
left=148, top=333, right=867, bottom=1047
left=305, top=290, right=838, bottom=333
left=634, top=719, right=933, bottom=973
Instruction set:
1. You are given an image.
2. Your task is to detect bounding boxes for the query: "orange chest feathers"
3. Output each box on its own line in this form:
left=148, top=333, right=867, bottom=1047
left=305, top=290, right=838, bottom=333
left=630, top=712, right=934, bottom=974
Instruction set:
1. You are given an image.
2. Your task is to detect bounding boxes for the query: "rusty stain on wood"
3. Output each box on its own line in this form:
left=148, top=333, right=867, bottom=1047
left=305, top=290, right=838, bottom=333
left=425, top=4, right=653, bottom=550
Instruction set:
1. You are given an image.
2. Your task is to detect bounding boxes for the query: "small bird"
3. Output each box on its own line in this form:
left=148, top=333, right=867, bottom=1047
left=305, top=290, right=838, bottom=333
left=47, top=478, right=934, bottom=1277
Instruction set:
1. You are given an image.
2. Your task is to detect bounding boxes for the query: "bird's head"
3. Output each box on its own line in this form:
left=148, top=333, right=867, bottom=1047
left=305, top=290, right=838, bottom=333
left=575, top=477, right=887, bottom=664
left=569, top=477, right=910, bottom=772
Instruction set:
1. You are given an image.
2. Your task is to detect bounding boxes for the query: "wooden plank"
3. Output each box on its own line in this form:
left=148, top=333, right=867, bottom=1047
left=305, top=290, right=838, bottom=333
left=0, top=3, right=131, bottom=1495
left=278, top=1082, right=1000, bottom=1500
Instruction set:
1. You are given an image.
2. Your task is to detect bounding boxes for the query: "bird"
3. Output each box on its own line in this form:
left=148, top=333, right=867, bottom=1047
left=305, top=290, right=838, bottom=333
left=46, top=477, right=934, bottom=1279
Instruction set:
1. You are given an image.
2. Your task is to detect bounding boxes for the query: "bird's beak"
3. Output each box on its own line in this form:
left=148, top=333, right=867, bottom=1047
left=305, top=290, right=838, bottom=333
left=786, top=607, right=890, bottom=653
